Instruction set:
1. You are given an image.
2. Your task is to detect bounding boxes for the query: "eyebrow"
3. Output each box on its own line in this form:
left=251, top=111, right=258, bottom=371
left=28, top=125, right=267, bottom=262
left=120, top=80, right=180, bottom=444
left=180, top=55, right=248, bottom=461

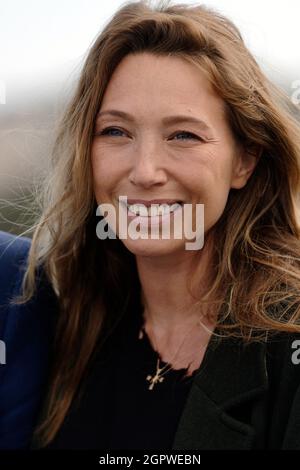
left=96, top=109, right=212, bottom=132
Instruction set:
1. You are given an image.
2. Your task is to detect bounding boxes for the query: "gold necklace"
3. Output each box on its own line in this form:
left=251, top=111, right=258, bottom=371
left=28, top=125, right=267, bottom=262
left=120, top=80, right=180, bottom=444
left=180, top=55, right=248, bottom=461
left=139, top=313, right=203, bottom=390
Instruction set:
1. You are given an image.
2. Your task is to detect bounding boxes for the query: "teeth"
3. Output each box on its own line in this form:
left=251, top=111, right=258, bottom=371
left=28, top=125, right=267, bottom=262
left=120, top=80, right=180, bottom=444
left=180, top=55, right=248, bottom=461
left=128, top=204, right=149, bottom=216
left=127, top=202, right=181, bottom=216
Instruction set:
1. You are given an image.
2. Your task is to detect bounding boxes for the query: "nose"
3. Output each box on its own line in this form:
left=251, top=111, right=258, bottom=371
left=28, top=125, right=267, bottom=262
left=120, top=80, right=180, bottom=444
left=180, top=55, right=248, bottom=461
left=128, top=140, right=168, bottom=188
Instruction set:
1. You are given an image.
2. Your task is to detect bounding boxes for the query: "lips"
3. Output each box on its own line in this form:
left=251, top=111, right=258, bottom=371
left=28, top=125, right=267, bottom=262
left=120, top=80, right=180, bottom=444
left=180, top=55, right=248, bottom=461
left=122, top=198, right=184, bottom=207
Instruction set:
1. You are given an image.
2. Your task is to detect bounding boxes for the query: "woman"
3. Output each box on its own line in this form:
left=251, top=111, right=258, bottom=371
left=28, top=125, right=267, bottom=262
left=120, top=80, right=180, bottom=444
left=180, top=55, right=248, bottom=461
left=13, top=0, right=300, bottom=449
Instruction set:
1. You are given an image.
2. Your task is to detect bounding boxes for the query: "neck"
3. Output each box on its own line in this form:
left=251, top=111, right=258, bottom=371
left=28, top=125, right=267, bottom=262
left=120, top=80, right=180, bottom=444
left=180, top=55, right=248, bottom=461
left=136, top=233, right=214, bottom=333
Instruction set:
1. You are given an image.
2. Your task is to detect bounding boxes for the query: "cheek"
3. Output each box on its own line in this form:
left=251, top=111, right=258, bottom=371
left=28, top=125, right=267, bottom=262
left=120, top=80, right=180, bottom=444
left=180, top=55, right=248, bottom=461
left=182, top=151, right=234, bottom=230
left=91, top=145, right=106, bottom=182
left=183, top=153, right=233, bottom=200
left=91, top=141, right=127, bottom=182
left=91, top=146, right=114, bottom=202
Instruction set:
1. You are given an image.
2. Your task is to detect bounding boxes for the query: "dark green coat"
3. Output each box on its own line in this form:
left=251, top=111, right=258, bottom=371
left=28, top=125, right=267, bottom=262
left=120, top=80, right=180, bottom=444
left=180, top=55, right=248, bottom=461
left=172, top=330, right=300, bottom=450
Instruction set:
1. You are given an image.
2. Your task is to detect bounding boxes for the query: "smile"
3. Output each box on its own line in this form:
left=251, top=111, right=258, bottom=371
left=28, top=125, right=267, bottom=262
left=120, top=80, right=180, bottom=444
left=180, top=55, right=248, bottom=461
left=125, top=201, right=183, bottom=217
left=117, top=197, right=184, bottom=228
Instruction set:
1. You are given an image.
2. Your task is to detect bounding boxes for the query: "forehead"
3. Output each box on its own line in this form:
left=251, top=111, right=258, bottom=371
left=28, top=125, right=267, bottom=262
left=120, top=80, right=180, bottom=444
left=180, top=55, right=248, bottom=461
left=99, top=52, right=227, bottom=125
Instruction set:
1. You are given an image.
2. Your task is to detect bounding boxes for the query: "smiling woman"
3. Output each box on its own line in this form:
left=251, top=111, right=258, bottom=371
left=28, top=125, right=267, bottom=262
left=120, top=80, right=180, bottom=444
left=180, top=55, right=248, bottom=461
left=91, top=51, right=256, bottom=259
left=4, top=0, right=300, bottom=451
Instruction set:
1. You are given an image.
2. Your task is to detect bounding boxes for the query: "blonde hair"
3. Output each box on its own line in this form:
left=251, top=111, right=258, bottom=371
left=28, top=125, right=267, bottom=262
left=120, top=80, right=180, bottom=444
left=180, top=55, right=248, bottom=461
left=14, top=0, right=300, bottom=445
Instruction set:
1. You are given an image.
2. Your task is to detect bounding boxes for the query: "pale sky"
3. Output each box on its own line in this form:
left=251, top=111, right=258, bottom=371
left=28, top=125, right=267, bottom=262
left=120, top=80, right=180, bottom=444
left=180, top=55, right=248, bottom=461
left=0, top=0, right=299, bottom=100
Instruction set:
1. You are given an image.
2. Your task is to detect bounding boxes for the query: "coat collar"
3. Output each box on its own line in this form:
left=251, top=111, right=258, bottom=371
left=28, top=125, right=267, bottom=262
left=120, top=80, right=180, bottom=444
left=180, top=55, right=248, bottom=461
left=172, top=330, right=268, bottom=450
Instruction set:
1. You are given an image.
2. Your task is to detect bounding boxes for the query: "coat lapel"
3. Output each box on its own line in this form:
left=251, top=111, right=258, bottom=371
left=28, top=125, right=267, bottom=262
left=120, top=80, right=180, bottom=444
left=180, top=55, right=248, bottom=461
left=172, top=332, right=268, bottom=450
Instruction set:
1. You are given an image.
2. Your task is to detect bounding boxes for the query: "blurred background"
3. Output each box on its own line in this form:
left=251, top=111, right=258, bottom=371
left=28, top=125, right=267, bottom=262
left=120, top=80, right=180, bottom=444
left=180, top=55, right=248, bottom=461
left=0, top=0, right=299, bottom=237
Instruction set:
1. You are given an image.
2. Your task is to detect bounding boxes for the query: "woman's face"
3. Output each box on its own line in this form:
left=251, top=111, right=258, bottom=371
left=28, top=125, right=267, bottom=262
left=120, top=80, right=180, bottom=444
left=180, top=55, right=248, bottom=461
left=91, top=52, right=257, bottom=257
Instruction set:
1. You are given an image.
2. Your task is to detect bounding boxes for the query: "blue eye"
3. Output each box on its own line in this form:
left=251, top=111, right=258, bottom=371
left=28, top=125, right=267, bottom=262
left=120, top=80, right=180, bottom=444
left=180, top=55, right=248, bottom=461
left=172, top=131, right=200, bottom=141
left=97, top=127, right=125, bottom=137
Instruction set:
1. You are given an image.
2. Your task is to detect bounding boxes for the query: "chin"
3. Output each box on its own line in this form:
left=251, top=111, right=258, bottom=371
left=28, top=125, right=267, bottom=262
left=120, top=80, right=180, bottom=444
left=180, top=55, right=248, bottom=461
left=120, top=237, right=187, bottom=257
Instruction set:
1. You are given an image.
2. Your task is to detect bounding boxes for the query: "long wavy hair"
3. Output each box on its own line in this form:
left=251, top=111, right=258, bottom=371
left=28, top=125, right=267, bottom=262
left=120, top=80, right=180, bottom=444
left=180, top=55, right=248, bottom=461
left=13, top=0, right=300, bottom=446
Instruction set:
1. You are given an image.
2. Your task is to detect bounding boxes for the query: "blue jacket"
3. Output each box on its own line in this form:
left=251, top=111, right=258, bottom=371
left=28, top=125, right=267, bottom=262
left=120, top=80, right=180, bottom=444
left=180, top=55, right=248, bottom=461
left=0, top=230, right=58, bottom=449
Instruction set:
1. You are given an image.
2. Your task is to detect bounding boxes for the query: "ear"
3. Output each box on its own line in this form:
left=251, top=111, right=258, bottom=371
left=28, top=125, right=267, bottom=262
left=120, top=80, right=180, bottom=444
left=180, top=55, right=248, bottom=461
left=230, top=146, right=262, bottom=189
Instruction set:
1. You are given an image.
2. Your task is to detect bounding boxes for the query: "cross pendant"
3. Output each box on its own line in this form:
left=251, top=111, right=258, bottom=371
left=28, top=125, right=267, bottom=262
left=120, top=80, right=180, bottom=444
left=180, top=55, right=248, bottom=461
left=146, top=370, right=165, bottom=390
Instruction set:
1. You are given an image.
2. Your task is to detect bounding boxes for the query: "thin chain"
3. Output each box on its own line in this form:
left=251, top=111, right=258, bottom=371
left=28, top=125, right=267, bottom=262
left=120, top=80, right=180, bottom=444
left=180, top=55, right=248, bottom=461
left=142, top=319, right=198, bottom=375
left=140, top=310, right=205, bottom=388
